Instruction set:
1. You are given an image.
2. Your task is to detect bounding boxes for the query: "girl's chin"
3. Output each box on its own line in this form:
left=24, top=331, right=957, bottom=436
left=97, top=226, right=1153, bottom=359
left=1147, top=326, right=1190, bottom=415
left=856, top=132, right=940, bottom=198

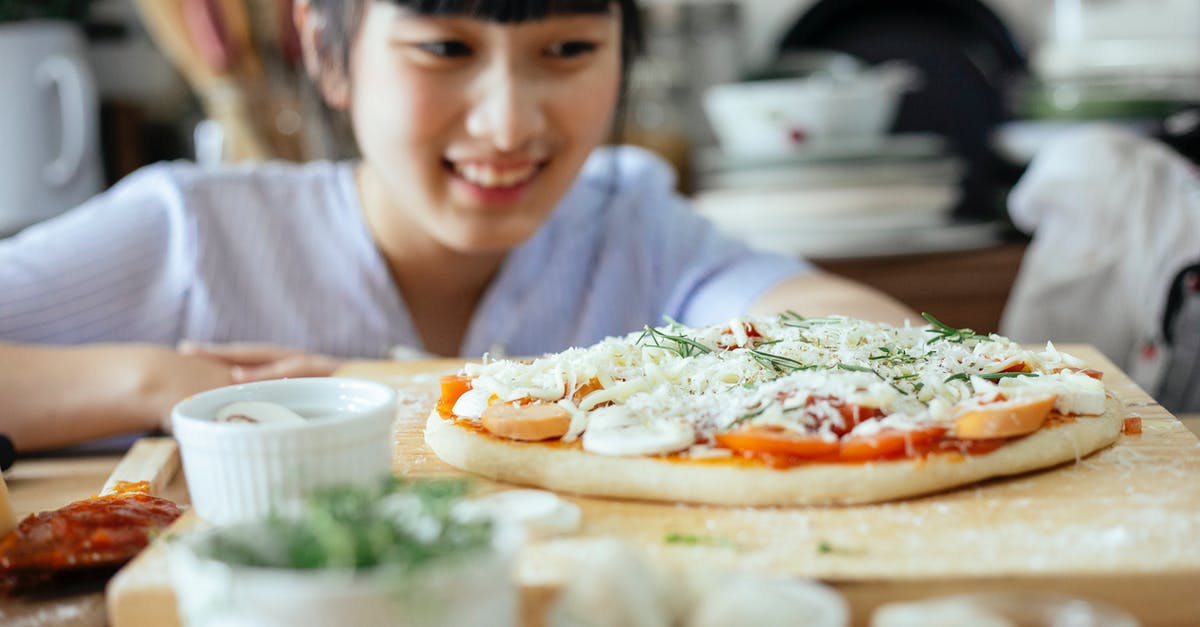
left=437, top=222, right=541, bottom=256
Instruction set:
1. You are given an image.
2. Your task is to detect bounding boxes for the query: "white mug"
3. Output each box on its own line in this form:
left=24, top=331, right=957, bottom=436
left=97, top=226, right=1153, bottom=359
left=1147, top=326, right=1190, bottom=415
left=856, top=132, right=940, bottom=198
left=0, top=20, right=103, bottom=236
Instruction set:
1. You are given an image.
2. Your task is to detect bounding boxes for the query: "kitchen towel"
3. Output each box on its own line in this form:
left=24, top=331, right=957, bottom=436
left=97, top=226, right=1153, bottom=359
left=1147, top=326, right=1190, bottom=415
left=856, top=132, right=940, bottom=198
left=1000, top=125, right=1200, bottom=407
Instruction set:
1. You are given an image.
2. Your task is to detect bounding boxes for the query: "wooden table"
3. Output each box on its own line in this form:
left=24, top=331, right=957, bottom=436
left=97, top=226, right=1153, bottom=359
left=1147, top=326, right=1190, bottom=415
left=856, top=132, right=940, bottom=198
left=340, top=347, right=1200, bottom=626
left=5, top=348, right=1200, bottom=627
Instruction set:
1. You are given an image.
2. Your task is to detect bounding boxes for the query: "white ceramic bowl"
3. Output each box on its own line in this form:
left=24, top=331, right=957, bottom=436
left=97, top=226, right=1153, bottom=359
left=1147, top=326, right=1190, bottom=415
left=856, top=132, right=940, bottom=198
left=703, top=62, right=917, bottom=160
left=167, top=527, right=517, bottom=627
left=172, top=378, right=397, bottom=524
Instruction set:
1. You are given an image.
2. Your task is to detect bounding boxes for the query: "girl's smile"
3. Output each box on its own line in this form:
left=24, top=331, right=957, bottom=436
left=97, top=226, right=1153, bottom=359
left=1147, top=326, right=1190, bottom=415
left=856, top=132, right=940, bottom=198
left=331, top=4, right=621, bottom=255
left=444, top=157, right=548, bottom=207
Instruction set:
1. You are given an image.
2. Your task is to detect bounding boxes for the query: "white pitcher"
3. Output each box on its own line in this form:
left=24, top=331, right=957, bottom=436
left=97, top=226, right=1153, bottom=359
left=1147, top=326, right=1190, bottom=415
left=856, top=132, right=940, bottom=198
left=0, top=20, right=102, bottom=237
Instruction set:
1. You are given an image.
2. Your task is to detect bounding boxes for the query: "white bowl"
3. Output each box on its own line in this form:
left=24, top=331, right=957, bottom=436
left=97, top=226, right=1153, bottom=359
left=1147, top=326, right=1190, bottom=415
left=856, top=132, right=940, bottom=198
left=172, top=378, right=397, bottom=524
left=168, top=531, right=516, bottom=627
left=168, top=522, right=517, bottom=627
left=703, top=62, right=917, bottom=160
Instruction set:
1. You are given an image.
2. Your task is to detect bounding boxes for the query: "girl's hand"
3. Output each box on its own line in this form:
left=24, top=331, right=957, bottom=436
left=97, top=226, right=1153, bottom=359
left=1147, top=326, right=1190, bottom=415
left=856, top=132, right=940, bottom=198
left=177, top=342, right=343, bottom=383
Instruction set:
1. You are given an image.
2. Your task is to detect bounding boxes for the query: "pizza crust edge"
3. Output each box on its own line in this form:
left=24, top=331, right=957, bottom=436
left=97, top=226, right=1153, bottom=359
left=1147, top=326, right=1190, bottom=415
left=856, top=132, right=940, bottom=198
left=422, top=396, right=1124, bottom=506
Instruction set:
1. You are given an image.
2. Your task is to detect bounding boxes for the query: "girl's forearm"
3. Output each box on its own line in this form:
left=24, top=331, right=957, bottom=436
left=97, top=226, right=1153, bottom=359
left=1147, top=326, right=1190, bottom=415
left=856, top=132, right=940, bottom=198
left=0, top=343, right=231, bottom=451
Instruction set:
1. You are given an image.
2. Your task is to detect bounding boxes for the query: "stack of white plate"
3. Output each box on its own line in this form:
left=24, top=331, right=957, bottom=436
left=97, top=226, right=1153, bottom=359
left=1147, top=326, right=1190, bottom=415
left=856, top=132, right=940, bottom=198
left=692, top=134, right=1002, bottom=259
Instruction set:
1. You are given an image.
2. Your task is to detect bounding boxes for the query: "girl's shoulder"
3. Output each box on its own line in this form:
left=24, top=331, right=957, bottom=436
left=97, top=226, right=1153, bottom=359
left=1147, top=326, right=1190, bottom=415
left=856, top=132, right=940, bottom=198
left=102, top=160, right=358, bottom=234
left=555, top=145, right=684, bottom=227
left=121, top=159, right=350, bottom=202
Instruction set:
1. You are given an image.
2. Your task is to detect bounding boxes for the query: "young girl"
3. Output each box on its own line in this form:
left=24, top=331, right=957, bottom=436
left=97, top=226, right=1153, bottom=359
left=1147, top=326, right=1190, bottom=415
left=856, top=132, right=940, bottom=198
left=0, top=0, right=913, bottom=451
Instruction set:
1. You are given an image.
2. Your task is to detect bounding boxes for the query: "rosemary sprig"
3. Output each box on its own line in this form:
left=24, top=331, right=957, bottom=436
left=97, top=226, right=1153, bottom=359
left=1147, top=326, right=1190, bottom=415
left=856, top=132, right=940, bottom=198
left=780, top=311, right=841, bottom=328
left=922, top=312, right=987, bottom=344
left=836, top=363, right=910, bottom=396
left=944, top=372, right=1039, bottom=383
left=730, top=402, right=772, bottom=427
left=747, top=348, right=811, bottom=375
left=837, top=363, right=881, bottom=378
left=637, top=325, right=712, bottom=358
left=868, top=345, right=919, bottom=365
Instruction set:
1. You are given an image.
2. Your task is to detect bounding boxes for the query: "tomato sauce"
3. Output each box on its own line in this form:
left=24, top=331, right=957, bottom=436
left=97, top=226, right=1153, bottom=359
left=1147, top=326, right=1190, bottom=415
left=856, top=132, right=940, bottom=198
left=0, top=481, right=181, bottom=596
left=438, top=394, right=1086, bottom=470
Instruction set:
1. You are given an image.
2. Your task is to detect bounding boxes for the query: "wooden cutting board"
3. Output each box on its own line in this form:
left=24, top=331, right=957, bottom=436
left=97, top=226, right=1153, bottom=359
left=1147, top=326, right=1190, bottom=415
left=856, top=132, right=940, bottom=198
left=0, top=438, right=181, bottom=627
left=107, top=348, right=1200, bottom=626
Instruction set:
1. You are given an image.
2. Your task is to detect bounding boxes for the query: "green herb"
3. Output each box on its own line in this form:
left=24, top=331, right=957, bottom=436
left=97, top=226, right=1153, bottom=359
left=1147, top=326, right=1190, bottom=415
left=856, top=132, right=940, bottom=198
left=637, top=325, right=712, bottom=358
left=837, top=363, right=881, bottom=377
left=815, top=539, right=865, bottom=556
left=922, top=312, right=987, bottom=344
left=731, top=402, right=772, bottom=426
left=944, top=372, right=975, bottom=393
left=781, top=314, right=842, bottom=329
left=665, top=532, right=737, bottom=548
left=835, top=363, right=910, bottom=395
left=193, top=478, right=492, bottom=573
left=747, top=348, right=811, bottom=375
left=944, top=371, right=1039, bottom=383
left=868, top=345, right=919, bottom=365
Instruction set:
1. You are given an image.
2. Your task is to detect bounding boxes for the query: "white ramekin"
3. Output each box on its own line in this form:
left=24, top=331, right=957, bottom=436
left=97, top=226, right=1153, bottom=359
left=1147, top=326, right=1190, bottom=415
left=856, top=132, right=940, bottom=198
left=167, top=528, right=517, bottom=627
left=171, top=378, right=397, bottom=524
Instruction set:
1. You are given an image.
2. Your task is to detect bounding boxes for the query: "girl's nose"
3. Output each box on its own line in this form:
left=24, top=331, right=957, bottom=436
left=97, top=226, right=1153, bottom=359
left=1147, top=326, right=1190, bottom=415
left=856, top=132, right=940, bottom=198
left=465, top=64, right=547, bottom=152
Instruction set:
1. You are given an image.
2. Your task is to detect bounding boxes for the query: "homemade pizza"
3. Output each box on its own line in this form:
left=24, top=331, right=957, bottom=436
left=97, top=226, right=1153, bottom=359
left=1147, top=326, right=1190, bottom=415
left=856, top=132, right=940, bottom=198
left=425, top=313, right=1124, bottom=506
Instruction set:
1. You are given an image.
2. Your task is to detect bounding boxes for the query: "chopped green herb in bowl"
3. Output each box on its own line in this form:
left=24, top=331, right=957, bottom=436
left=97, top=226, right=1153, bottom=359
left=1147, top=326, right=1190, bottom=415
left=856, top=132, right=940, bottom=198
left=168, top=478, right=517, bottom=627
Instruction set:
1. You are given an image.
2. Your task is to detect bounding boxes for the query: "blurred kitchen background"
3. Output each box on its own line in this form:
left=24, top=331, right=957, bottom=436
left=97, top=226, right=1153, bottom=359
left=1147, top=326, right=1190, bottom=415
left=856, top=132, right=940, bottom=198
left=2, top=0, right=1199, bottom=339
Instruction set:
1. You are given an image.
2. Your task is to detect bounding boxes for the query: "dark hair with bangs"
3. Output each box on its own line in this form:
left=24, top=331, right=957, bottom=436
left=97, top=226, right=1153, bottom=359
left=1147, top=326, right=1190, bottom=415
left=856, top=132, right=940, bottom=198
left=307, top=0, right=643, bottom=83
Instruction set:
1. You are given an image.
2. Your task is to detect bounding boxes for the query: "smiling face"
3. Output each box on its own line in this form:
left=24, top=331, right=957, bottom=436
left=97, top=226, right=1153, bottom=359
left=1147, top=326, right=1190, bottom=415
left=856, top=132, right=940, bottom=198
left=327, top=3, right=622, bottom=256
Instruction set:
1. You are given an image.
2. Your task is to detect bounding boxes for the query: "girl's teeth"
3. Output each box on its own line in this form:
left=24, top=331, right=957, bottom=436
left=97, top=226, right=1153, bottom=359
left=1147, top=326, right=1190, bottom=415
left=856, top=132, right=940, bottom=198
left=457, top=163, right=537, bottom=188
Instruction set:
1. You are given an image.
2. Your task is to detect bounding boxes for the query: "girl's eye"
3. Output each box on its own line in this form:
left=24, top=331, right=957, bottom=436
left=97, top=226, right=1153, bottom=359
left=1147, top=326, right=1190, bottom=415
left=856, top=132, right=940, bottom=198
left=416, top=41, right=473, bottom=58
left=546, top=41, right=597, bottom=59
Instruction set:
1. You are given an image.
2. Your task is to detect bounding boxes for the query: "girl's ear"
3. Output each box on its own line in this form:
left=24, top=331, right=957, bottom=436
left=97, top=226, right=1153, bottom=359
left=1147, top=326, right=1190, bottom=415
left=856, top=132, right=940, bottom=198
left=294, top=0, right=351, bottom=110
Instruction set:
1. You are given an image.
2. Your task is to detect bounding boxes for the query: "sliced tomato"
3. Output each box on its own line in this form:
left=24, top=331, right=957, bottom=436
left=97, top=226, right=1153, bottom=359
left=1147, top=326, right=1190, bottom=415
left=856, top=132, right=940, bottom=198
left=803, top=396, right=883, bottom=436
left=437, top=374, right=473, bottom=415
left=481, top=402, right=571, bottom=441
left=1054, top=366, right=1104, bottom=380
left=831, top=402, right=884, bottom=437
left=838, top=427, right=948, bottom=461
left=954, top=395, right=1056, bottom=439
left=714, top=427, right=840, bottom=458
left=717, top=321, right=764, bottom=350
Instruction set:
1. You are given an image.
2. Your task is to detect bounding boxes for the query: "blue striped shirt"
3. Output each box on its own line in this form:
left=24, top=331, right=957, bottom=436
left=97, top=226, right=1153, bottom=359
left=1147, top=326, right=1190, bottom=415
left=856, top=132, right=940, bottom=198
left=0, top=146, right=808, bottom=358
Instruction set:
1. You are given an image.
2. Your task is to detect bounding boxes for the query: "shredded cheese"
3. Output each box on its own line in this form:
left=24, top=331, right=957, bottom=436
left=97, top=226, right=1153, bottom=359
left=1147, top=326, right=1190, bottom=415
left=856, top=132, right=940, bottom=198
left=459, top=315, right=1108, bottom=457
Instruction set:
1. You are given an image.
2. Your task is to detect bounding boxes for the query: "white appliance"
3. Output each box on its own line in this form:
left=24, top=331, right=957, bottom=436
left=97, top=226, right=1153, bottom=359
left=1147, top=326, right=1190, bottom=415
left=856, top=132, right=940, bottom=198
left=0, top=21, right=103, bottom=236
